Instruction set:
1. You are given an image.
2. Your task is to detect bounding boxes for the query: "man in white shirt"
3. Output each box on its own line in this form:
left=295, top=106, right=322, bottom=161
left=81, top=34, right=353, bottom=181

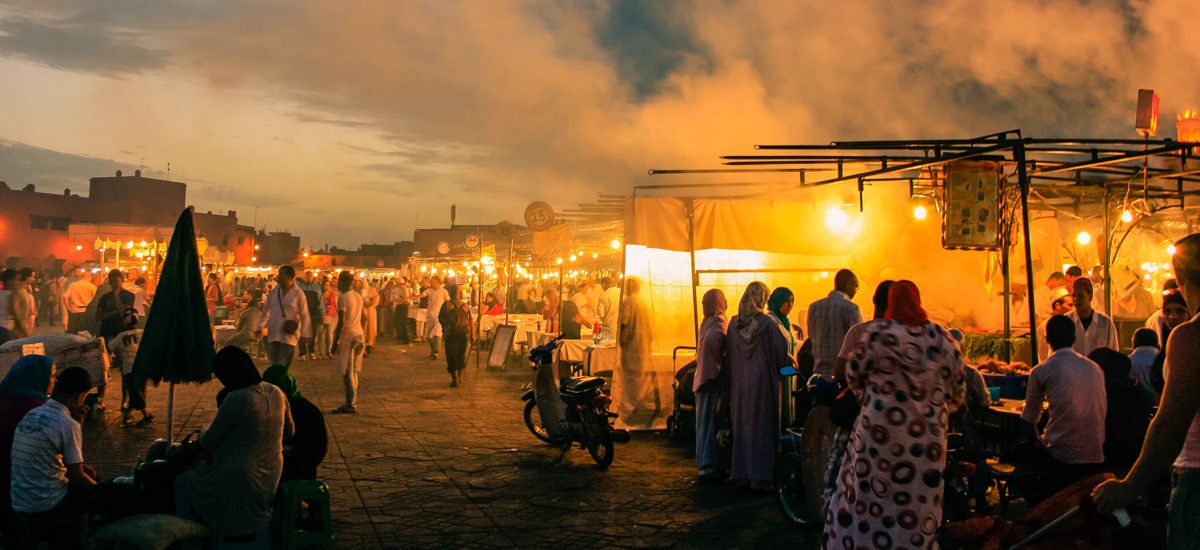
left=331, top=271, right=365, bottom=414
left=128, top=277, right=149, bottom=318
left=1022, top=316, right=1107, bottom=471
left=11, top=366, right=136, bottom=518
left=254, top=266, right=312, bottom=367
left=1036, top=271, right=1068, bottom=325
left=62, top=272, right=97, bottom=334
left=421, top=278, right=451, bottom=360
left=596, top=276, right=621, bottom=330
left=807, top=269, right=863, bottom=376
left=387, top=277, right=411, bottom=344
left=1035, top=287, right=1074, bottom=361
left=1065, top=277, right=1119, bottom=357
left=570, top=283, right=596, bottom=327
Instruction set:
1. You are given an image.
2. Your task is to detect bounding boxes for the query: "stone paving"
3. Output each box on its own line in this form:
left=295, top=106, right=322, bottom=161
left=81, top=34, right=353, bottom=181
left=80, top=336, right=818, bottom=549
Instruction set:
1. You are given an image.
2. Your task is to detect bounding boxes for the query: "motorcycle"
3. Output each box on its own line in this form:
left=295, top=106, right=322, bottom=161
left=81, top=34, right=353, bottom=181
left=775, top=370, right=841, bottom=526
left=521, top=337, right=630, bottom=468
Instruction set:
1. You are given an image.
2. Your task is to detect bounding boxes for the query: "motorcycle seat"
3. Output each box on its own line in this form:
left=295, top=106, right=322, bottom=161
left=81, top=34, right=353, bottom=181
left=560, top=376, right=605, bottom=394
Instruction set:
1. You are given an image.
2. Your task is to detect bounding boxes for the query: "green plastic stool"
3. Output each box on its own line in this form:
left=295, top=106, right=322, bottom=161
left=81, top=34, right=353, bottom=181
left=273, top=480, right=334, bottom=550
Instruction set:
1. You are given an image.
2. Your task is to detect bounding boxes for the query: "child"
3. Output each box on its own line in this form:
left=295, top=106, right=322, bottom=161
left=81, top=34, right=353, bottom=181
left=110, top=310, right=153, bottom=426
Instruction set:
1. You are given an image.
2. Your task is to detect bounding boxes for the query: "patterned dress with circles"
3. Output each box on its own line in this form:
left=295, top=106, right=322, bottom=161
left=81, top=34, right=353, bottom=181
left=824, top=320, right=965, bottom=550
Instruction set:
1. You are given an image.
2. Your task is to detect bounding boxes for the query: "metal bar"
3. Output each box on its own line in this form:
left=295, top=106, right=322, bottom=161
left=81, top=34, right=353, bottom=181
left=742, top=143, right=1010, bottom=197
left=696, top=268, right=835, bottom=274
left=1014, top=141, right=1039, bottom=366
left=648, top=168, right=807, bottom=175
left=1029, top=142, right=1196, bottom=177
left=687, top=200, right=700, bottom=343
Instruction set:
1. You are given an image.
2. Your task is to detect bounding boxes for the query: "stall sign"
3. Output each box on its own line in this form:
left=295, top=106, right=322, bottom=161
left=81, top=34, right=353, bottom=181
left=943, top=160, right=1003, bottom=251
left=524, top=201, right=554, bottom=232
left=464, top=234, right=480, bottom=249
left=436, top=241, right=451, bottom=255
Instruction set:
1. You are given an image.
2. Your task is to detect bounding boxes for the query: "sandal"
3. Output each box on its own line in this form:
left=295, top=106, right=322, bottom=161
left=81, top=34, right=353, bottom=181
left=331, top=406, right=357, bottom=414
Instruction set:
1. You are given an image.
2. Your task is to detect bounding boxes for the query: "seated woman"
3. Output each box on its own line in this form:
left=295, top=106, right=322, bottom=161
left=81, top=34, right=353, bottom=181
left=176, top=346, right=293, bottom=538
left=481, top=294, right=503, bottom=316
left=0, top=355, right=54, bottom=515
left=262, top=365, right=327, bottom=482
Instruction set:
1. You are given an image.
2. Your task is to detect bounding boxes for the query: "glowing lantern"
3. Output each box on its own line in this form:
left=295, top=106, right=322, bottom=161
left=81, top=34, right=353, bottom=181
left=825, top=208, right=849, bottom=232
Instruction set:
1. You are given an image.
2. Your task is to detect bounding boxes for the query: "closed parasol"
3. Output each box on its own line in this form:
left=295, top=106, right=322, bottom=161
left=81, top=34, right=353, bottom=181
left=131, top=208, right=216, bottom=440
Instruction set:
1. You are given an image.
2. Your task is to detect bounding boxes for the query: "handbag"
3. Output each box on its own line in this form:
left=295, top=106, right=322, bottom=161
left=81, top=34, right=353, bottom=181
left=276, top=288, right=299, bottom=335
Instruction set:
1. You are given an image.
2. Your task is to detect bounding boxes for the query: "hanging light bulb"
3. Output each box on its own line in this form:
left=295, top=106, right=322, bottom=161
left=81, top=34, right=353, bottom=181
left=611, top=239, right=621, bottom=250
left=1076, top=231, right=1092, bottom=245
left=1168, top=244, right=1177, bottom=255
left=1121, top=210, right=1134, bottom=223
left=913, top=206, right=928, bottom=220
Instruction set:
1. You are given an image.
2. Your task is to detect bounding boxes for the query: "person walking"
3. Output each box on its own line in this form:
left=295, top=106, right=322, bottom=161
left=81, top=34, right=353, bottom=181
left=331, top=271, right=364, bottom=414
left=693, top=289, right=728, bottom=480
left=438, top=285, right=474, bottom=387
left=825, top=280, right=966, bottom=550
left=726, top=281, right=788, bottom=491
left=807, top=269, right=862, bottom=376
left=420, top=277, right=450, bottom=360
left=255, top=266, right=312, bottom=368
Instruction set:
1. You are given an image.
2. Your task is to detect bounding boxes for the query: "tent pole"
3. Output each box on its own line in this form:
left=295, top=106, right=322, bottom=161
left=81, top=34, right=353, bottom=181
left=686, top=200, right=700, bottom=341
left=1103, top=190, right=1112, bottom=318
left=1014, top=141, right=1040, bottom=365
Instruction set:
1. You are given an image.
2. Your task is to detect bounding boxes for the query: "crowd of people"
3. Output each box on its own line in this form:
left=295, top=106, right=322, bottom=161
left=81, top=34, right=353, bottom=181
left=689, top=232, right=1200, bottom=550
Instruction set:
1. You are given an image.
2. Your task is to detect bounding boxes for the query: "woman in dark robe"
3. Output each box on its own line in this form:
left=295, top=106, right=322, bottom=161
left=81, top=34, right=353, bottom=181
left=726, top=281, right=788, bottom=491
left=176, top=346, right=293, bottom=538
left=262, top=365, right=328, bottom=482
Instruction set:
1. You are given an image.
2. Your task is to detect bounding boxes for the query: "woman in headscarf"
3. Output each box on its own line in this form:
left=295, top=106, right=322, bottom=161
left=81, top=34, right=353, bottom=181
left=767, top=287, right=797, bottom=360
left=262, top=365, right=328, bottom=482
left=726, top=281, right=788, bottom=491
left=176, top=346, right=293, bottom=539
left=0, top=355, right=54, bottom=513
left=1087, top=348, right=1152, bottom=470
left=825, top=281, right=965, bottom=550
left=614, top=277, right=657, bottom=428
left=693, top=289, right=729, bottom=480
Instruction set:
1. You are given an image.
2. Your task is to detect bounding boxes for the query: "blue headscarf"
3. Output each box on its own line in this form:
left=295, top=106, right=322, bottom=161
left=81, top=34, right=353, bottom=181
left=0, top=355, right=54, bottom=400
left=767, top=287, right=794, bottom=331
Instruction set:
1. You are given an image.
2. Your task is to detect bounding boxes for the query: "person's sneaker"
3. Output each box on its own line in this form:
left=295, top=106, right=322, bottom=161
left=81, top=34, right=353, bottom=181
left=432, top=353, right=439, bottom=360
left=331, top=406, right=357, bottom=414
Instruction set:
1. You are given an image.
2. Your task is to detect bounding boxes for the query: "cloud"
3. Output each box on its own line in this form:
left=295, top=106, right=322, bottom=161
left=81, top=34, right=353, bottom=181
left=0, top=17, right=168, bottom=76
left=0, top=139, right=138, bottom=191
left=1, top=0, right=1198, bottom=245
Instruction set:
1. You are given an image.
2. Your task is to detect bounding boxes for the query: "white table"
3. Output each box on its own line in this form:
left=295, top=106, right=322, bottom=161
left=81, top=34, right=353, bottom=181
left=585, top=345, right=619, bottom=376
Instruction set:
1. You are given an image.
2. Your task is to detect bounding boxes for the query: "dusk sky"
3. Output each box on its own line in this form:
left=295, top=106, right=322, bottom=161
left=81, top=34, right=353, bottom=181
left=0, top=0, right=1196, bottom=248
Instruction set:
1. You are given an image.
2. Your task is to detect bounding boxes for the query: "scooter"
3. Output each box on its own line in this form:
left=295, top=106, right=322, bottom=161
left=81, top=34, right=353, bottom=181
left=775, top=370, right=841, bottom=526
left=520, top=337, right=631, bottom=468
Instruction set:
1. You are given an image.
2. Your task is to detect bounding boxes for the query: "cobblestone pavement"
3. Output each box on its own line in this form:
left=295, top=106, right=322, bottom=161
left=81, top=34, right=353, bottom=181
left=81, top=336, right=818, bottom=549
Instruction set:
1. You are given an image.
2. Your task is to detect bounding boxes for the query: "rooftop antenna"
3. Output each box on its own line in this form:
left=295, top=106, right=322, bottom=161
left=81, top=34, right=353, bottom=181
left=166, top=162, right=170, bottom=181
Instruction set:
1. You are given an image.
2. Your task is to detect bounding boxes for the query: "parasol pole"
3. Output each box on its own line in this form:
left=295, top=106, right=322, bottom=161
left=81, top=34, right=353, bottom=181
left=165, top=382, right=175, bottom=441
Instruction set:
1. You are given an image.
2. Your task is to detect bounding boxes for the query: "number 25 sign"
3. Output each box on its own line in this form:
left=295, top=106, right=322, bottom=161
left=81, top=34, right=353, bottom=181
left=524, top=201, right=555, bottom=231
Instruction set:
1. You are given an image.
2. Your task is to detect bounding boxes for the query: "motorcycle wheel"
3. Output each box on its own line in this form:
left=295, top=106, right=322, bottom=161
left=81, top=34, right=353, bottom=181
left=524, top=400, right=564, bottom=444
left=775, top=451, right=814, bottom=525
left=584, top=425, right=615, bottom=468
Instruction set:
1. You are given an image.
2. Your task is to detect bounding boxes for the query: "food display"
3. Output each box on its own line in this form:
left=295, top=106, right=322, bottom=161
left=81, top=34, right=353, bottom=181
left=974, top=360, right=1029, bottom=375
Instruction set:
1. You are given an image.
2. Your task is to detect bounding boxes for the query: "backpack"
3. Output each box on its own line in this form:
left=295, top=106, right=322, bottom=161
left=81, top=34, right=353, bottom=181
left=304, top=289, right=321, bottom=321
left=442, top=302, right=471, bottom=336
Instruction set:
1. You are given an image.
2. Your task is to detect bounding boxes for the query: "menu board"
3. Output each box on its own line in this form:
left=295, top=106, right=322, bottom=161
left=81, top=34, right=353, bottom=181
left=943, top=161, right=1003, bottom=250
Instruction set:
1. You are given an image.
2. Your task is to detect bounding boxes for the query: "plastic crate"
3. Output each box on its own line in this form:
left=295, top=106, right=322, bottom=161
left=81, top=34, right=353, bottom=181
left=981, top=373, right=1029, bottom=400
